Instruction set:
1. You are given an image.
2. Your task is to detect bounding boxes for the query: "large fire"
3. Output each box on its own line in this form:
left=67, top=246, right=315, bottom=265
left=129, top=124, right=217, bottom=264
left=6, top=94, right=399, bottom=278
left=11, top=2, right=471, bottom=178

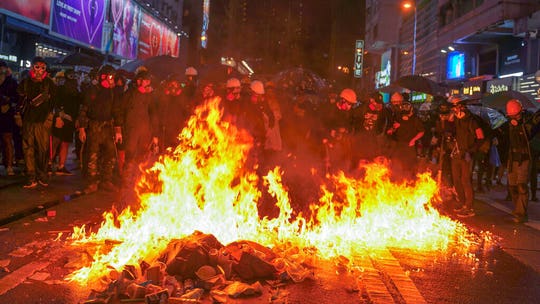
left=67, top=97, right=484, bottom=285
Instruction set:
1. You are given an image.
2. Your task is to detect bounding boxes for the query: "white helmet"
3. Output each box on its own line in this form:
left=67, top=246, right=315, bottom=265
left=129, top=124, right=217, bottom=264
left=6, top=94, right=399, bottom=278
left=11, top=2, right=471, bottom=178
left=226, top=77, right=241, bottom=88
left=185, top=66, right=198, bottom=76
left=250, top=80, right=265, bottom=95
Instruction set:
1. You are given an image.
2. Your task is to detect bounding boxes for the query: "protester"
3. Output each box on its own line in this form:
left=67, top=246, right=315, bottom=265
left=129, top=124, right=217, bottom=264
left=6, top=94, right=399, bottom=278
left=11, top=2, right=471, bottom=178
left=17, top=57, right=57, bottom=188
left=0, top=60, right=18, bottom=176
left=77, top=64, right=122, bottom=193
left=51, top=70, right=80, bottom=175
left=448, top=95, right=485, bottom=218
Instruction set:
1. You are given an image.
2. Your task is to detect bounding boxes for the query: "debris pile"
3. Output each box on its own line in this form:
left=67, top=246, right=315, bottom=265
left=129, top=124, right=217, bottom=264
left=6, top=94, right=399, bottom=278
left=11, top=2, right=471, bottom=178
left=80, top=231, right=315, bottom=303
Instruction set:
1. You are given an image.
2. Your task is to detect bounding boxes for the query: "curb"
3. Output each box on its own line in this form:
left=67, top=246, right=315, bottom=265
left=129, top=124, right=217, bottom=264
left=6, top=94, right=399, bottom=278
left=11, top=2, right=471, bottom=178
left=477, top=194, right=540, bottom=231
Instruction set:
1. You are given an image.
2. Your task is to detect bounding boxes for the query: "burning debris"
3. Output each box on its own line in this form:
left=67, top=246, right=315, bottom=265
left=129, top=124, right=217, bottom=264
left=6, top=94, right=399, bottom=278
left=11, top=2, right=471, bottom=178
left=66, top=98, right=494, bottom=303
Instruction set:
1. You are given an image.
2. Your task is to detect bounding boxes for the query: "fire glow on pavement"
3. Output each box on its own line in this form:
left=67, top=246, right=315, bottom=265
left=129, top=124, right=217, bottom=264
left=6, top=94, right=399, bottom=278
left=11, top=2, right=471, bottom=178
left=66, top=97, right=494, bottom=288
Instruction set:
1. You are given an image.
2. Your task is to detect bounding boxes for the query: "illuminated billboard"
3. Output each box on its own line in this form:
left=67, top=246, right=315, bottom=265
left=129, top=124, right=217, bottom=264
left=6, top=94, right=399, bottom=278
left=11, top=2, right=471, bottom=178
left=50, top=0, right=106, bottom=49
left=447, top=51, right=465, bottom=80
left=110, top=0, right=141, bottom=59
left=138, top=12, right=164, bottom=59
left=201, top=0, right=210, bottom=48
left=0, top=0, right=51, bottom=26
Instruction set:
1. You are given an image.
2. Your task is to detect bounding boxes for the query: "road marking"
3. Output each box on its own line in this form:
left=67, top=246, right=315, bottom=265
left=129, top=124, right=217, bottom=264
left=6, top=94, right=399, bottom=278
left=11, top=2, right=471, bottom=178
left=357, top=252, right=395, bottom=303
left=0, top=261, right=50, bottom=296
left=369, top=249, right=427, bottom=304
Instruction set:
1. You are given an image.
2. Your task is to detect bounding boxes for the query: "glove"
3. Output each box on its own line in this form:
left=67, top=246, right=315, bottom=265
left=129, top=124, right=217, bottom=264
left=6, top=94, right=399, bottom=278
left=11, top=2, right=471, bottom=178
left=78, top=128, right=86, bottom=143
left=55, top=117, right=64, bottom=129
left=114, top=126, right=123, bottom=144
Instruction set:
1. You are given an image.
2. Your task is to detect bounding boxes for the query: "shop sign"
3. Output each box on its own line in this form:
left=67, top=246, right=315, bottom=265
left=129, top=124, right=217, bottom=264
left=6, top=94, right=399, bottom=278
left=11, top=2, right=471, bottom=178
left=0, top=53, right=18, bottom=63
left=486, top=77, right=514, bottom=94
left=461, top=80, right=484, bottom=99
left=353, top=40, right=364, bottom=78
left=518, top=73, right=540, bottom=102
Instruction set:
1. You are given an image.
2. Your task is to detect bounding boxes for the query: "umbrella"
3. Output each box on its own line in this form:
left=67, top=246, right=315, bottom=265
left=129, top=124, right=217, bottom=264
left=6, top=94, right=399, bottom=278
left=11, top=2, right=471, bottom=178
left=466, top=105, right=507, bottom=129
left=120, top=55, right=185, bottom=80
left=395, top=75, right=447, bottom=96
left=272, top=67, right=328, bottom=94
left=57, top=52, right=102, bottom=67
left=198, top=63, right=243, bottom=83
left=481, top=90, right=538, bottom=113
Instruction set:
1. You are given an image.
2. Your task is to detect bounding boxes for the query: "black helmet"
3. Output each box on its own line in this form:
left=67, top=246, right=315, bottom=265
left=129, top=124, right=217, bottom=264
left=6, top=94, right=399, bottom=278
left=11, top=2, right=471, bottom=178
left=135, top=69, right=151, bottom=80
left=98, top=64, right=115, bottom=76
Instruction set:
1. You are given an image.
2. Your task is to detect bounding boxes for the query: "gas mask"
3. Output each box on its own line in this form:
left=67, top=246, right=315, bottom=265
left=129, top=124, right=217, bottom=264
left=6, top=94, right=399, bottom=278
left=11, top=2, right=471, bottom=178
left=400, top=102, right=413, bottom=120
left=508, top=113, right=522, bottom=126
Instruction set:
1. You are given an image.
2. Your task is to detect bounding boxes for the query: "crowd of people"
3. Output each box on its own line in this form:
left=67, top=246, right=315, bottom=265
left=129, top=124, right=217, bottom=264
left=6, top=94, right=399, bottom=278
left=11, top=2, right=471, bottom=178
left=0, top=56, right=539, bottom=223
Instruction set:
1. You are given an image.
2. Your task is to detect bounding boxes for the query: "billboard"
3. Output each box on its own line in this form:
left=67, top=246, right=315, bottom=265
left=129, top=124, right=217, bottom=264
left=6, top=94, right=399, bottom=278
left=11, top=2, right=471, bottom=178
left=50, top=0, right=106, bottom=49
left=446, top=51, right=465, bottom=80
left=0, top=0, right=51, bottom=26
left=110, top=0, right=141, bottom=59
left=161, top=27, right=179, bottom=57
left=138, top=10, right=179, bottom=59
left=353, top=40, right=364, bottom=78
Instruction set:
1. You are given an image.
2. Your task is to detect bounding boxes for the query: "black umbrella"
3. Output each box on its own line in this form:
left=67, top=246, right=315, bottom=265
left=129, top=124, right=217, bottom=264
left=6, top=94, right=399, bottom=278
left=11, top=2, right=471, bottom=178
left=57, top=52, right=102, bottom=67
left=120, top=55, right=185, bottom=80
left=273, top=67, right=327, bottom=93
left=466, top=105, right=507, bottom=129
left=481, top=90, right=538, bottom=113
left=395, top=75, right=447, bottom=96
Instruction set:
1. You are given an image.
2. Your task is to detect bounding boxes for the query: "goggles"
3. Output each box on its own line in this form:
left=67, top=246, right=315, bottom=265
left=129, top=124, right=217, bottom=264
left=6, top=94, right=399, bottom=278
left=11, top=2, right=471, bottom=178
left=33, top=64, right=46, bottom=71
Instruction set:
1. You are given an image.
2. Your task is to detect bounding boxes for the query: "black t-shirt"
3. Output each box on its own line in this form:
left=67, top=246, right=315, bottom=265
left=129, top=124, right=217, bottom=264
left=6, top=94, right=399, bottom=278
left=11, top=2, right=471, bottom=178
left=394, top=114, right=424, bottom=143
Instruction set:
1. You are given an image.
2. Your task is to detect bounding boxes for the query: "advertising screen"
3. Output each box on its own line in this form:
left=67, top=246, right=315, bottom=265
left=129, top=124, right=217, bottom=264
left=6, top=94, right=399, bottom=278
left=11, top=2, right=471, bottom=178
left=0, top=0, right=51, bottom=26
left=110, top=0, right=141, bottom=59
left=161, top=27, right=179, bottom=57
left=447, top=51, right=465, bottom=79
left=138, top=12, right=164, bottom=59
left=50, top=0, right=106, bottom=49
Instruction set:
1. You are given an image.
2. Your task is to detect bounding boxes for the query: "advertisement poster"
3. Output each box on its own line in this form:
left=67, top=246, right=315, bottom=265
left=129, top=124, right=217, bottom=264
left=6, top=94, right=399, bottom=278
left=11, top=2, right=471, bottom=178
left=51, top=0, right=106, bottom=49
left=110, top=0, right=141, bottom=59
left=138, top=12, right=164, bottom=59
left=0, top=0, right=51, bottom=26
left=161, top=27, right=179, bottom=57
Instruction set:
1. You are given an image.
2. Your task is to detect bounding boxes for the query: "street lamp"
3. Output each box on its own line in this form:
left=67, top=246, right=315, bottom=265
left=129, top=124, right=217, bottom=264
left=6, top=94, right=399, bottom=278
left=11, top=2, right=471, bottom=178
left=403, top=1, right=416, bottom=75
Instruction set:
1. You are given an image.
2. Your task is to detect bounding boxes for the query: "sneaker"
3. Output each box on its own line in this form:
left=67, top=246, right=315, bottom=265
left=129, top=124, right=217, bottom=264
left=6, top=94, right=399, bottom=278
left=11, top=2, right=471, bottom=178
left=457, top=209, right=475, bottom=218
left=23, top=181, right=38, bottom=189
left=56, top=167, right=73, bottom=176
left=38, top=179, right=49, bottom=187
left=6, top=167, right=15, bottom=176
left=513, top=216, right=528, bottom=223
left=84, top=183, right=98, bottom=194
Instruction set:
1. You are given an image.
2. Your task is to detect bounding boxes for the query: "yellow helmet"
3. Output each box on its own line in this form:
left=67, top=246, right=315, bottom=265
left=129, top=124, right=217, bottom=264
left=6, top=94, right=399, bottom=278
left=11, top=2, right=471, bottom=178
left=506, top=99, right=523, bottom=116
left=339, top=88, right=357, bottom=104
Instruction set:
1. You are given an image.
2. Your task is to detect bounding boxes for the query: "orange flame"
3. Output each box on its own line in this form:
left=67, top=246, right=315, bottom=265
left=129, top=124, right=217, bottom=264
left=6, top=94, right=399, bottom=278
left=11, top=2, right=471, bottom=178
left=67, top=97, right=485, bottom=284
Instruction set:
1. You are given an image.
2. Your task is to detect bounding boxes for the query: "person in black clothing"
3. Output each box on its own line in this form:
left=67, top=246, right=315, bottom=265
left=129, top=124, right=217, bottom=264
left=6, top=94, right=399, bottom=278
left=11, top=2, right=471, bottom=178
left=353, top=91, right=391, bottom=163
left=158, top=73, right=186, bottom=151
left=77, top=64, right=123, bottom=193
left=386, top=99, right=424, bottom=179
left=51, top=70, right=80, bottom=175
left=505, top=99, right=540, bottom=223
left=448, top=95, right=485, bottom=218
left=0, top=60, right=18, bottom=176
left=17, top=57, right=57, bottom=188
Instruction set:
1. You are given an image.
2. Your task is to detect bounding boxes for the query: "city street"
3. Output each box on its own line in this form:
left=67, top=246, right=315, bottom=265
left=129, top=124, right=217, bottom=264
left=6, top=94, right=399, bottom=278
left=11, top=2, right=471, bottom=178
left=0, top=164, right=539, bottom=304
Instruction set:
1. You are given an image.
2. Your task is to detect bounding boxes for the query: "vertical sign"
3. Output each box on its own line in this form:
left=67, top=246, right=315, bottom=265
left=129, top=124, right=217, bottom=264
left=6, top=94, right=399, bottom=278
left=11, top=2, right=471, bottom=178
left=354, top=40, right=364, bottom=78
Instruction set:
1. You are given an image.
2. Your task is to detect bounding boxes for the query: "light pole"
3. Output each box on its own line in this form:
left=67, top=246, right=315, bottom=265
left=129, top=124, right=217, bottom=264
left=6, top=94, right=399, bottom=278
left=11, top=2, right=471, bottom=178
left=403, top=1, right=416, bottom=75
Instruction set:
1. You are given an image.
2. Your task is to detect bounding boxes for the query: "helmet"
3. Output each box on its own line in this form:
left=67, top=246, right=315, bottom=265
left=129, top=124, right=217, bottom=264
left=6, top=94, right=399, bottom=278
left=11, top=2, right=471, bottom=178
left=185, top=66, right=198, bottom=76
left=369, top=91, right=383, bottom=104
left=135, top=69, right=151, bottom=80
left=98, top=64, right=115, bottom=76
left=506, top=99, right=523, bottom=116
left=448, top=95, right=468, bottom=105
left=390, top=92, right=404, bottom=105
left=55, top=71, right=65, bottom=78
left=339, top=88, right=357, bottom=104
left=226, top=77, right=241, bottom=88
left=250, top=80, right=265, bottom=95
